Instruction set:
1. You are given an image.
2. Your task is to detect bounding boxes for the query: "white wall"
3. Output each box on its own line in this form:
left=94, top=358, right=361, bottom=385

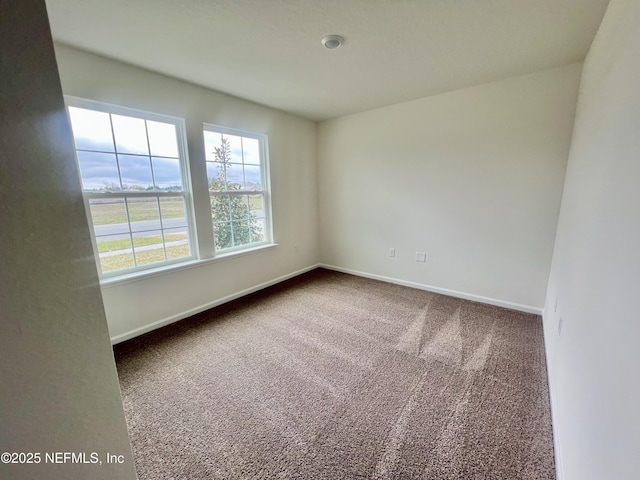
left=543, top=1, right=640, bottom=479
left=318, top=64, right=581, bottom=310
left=0, top=3, right=136, bottom=478
left=53, top=44, right=319, bottom=341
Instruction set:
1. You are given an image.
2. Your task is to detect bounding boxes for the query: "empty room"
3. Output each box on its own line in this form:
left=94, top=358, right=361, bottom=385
left=2, top=0, right=639, bottom=479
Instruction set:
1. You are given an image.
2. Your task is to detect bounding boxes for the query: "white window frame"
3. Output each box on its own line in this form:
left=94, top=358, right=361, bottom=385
left=65, top=96, right=198, bottom=278
left=204, top=124, right=273, bottom=254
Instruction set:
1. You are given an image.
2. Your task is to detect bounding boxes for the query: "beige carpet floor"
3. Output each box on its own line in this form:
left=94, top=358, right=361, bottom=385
left=114, top=268, right=555, bottom=479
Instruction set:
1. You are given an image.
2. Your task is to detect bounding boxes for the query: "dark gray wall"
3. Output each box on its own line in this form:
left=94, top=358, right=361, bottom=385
left=0, top=1, right=137, bottom=478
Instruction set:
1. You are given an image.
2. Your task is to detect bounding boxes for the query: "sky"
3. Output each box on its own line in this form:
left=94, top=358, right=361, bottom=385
left=68, top=107, right=262, bottom=191
left=203, top=130, right=262, bottom=189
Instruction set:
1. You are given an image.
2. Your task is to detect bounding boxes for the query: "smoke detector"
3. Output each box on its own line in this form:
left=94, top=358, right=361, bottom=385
left=321, top=35, right=344, bottom=49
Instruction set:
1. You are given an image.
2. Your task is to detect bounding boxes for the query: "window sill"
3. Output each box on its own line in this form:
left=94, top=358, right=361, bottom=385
left=100, top=242, right=278, bottom=289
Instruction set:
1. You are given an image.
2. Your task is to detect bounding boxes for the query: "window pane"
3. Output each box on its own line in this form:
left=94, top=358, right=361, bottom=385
left=207, top=162, right=227, bottom=191
left=214, top=221, right=233, bottom=250
left=224, top=164, right=243, bottom=190
left=211, top=194, right=264, bottom=249
left=118, top=154, right=153, bottom=191
left=76, top=151, right=120, bottom=191
left=223, top=133, right=243, bottom=163
left=112, top=114, right=149, bottom=155
left=69, top=100, right=194, bottom=276
left=248, top=194, right=265, bottom=230
left=243, top=165, right=262, bottom=191
left=89, top=198, right=129, bottom=235
left=133, top=230, right=165, bottom=265
left=96, top=234, right=134, bottom=273
left=159, top=197, right=187, bottom=228
left=147, top=120, right=179, bottom=157
left=203, top=130, right=223, bottom=161
left=232, top=221, right=252, bottom=246
left=96, top=234, right=133, bottom=254
left=68, top=107, right=114, bottom=152
left=152, top=157, right=182, bottom=191
left=127, top=197, right=161, bottom=231
left=242, top=137, right=261, bottom=165
left=163, top=227, right=190, bottom=260
left=211, top=194, right=231, bottom=223
left=229, top=195, right=250, bottom=223
left=254, top=218, right=266, bottom=242
left=248, top=194, right=263, bottom=213
left=205, top=126, right=269, bottom=253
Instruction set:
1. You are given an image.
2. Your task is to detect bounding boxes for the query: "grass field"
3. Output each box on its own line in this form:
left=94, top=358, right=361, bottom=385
left=97, top=233, right=187, bottom=253
left=90, top=195, right=264, bottom=225
left=100, top=241, right=190, bottom=272
left=91, top=195, right=264, bottom=273
left=90, top=197, right=186, bottom=225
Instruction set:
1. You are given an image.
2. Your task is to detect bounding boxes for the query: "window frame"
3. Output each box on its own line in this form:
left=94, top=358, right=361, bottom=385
left=203, top=123, right=273, bottom=254
left=65, top=96, right=198, bottom=278
left=65, top=97, right=276, bottom=283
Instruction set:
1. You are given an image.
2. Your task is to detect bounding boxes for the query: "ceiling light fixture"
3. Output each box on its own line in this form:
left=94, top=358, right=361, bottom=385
left=321, top=35, right=344, bottom=49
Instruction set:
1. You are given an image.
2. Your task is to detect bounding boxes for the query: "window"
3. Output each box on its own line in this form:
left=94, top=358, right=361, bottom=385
left=66, top=98, right=274, bottom=280
left=67, top=99, right=194, bottom=276
left=204, top=125, right=271, bottom=251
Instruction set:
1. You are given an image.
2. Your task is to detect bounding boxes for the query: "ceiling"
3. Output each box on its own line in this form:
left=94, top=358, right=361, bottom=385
left=45, top=0, right=609, bottom=121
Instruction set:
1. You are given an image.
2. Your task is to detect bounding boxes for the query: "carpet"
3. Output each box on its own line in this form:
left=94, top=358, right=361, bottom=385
left=114, top=268, right=555, bottom=479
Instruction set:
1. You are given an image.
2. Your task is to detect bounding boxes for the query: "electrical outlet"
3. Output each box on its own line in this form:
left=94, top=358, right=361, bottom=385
left=558, top=316, right=564, bottom=336
left=415, top=252, right=426, bottom=262
left=388, top=248, right=395, bottom=258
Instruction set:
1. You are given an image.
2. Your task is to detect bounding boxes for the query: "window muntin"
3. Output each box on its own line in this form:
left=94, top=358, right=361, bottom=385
left=204, top=126, right=270, bottom=252
left=67, top=99, right=194, bottom=276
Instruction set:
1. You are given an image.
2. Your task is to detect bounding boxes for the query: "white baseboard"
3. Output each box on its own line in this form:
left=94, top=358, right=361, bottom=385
left=112, top=262, right=543, bottom=344
left=318, top=264, right=543, bottom=315
left=110, top=264, right=320, bottom=344
left=541, top=310, right=564, bottom=480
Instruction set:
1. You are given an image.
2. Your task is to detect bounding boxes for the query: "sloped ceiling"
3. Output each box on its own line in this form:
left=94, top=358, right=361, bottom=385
left=45, top=0, right=609, bottom=120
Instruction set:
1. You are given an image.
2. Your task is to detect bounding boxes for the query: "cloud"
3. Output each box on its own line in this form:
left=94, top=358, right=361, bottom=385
left=77, top=151, right=183, bottom=191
